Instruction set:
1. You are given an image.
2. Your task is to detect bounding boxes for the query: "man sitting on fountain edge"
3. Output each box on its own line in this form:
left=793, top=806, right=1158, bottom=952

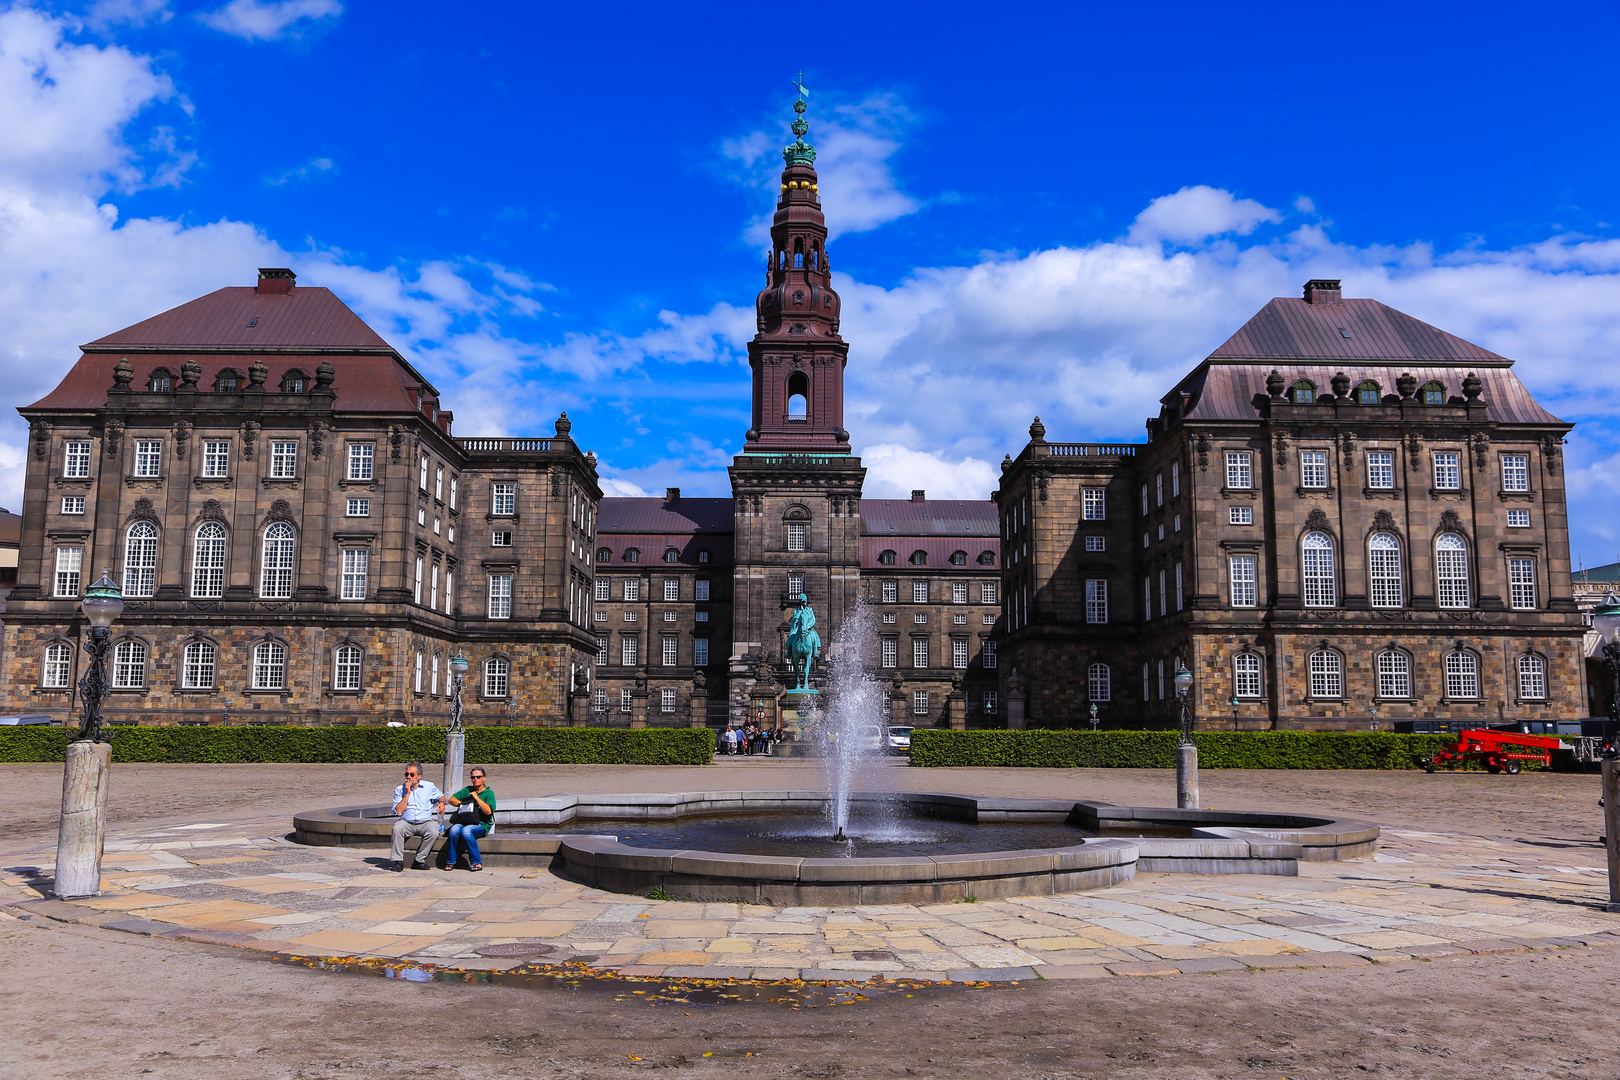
left=389, top=761, right=445, bottom=871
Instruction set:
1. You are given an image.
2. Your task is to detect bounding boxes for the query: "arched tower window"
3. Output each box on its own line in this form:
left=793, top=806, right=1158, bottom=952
left=192, top=522, right=227, bottom=598
left=260, top=522, right=295, bottom=598
left=1435, top=533, right=1470, bottom=608
left=122, top=521, right=158, bottom=598
left=1368, top=532, right=1403, bottom=607
left=786, top=371, right=808, bottom=421
left=793, top=238, right=804, bottom=268
left=1301, top=531, right=1336, bottom=607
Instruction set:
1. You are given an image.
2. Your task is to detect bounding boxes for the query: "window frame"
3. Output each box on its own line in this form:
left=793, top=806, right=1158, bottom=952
left=332, top=644, right=363, bottom=692
left=1307, top=649, right=1343, bottom=699
left=64, top=440, right=92, bottom=478
left=1224, top=451, right=1252, bottom=490
left=133, top=439, right=162, bottom=478
left=1435, top=533, right=1470, bottom=609
left=1517, top=654, right=1547, bottom=700
left=122, top=521, right=158, bottom=598
left=1444, top=650, right=1479, bottom=699
left=251, top=640, right=287, bottom=691
left=259, top=522, right=295, bottom=599
left=488, top=573, right=513, bottom=619
left=491, top=482, right=516, bottom=517
left=346, top=443, right=374, bottom=481
left=202, top=439, right=232, bottom=478
left=1366, top=450, right=1394, bottom=490
left=1508, top=557, right=1537, bottom=610
left=1229, top=554, right=1257, bottom=608
left=1233, top=652, right=1263, bottom=698
left=1376, top=649, right=1411, bottom=699
left=1301, top=531, right=1337, bottom=608
left=1081, top=488, right=1105, bottom=521
left=1085, top=578, right=1108, bottom=623
left=1299, top=450, right=1329, bottom=489
left=1367, top=532, right=1403, bottom=608
left=340, top=547, right=369, bottom=601
left=1087, top=662, right=1111, bottom=702
left=1432, top=450, right=1461, bottom=491
left=43, top=642, right=73, bottom=689
left=112, top=639, right=148, bottom=689
left=483, top=657, right=510, bottom=698
left=268, top=440, right=298, bottom=480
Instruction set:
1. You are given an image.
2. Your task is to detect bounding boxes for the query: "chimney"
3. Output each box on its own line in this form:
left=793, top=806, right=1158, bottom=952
left=1303, top=279, right=1342, bottom=305
left=257, top=267, right=296, bottom=295
left=664, top=487, right=680, bottom=504
left=910, top=489, right=926, bottom=503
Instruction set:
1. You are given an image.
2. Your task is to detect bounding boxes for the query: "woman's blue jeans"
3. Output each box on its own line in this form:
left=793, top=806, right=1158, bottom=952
left=445, top=823, right=487, bottom=866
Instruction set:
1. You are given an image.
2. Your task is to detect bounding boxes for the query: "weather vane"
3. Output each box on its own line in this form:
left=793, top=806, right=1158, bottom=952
left=793, top=72, right=810, bottom=101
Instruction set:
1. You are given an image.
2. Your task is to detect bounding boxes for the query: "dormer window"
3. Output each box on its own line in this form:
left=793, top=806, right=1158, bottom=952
left=623, top=547, right=640, bottom=564
left=215, top=369, right=240, bottom=392
left=148, top=369, right=172, bottom=393
left=1422, top=381, right=1446, bottom=405
left=950, top=551, right=968, bottom=566
left=978, top=551, right=997, bottom=566
left=596, top=547, right=611, bottom=562
left=1356, top=381, right=1381, bottom=404
left=663, top=548, right=679, bottom=563
left=910, top=550, right=928, bottom=566
left=1290, top=380, right=1316, bottom=404
left=878, top=550, right=896, bottom=566
left=281, top=370, right=307, bottom=393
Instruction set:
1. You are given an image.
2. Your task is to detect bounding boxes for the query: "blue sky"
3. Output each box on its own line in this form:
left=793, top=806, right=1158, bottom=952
left=4, top=1, right=1620, bottom=566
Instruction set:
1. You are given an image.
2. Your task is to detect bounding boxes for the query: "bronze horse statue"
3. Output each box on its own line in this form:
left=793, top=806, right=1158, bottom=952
left=785, top=594, right=820, bottom=692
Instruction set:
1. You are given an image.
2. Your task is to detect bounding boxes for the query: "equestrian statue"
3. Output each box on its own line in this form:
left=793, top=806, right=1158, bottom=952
left=785, top=593, right=820, bottom=692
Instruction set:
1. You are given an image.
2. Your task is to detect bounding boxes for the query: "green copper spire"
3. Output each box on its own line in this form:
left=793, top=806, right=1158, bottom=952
left=783, top=77, right=817, bottom=167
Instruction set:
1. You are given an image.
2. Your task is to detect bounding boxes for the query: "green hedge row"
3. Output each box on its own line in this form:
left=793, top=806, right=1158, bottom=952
left=0, top=726, right=714, bottom=765
left=910, top=729, right=1466, bottom=769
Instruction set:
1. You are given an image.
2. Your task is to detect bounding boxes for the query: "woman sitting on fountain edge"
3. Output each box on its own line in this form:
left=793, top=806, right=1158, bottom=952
left=443, top=768, right=496, bottom=871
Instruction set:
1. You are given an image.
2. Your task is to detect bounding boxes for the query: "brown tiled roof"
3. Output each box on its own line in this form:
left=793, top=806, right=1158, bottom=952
left=84, top=286, right=392, bottom=352
left=860, top=537, right=999, bottom=570
left=1209, top=297, right=1506, bottom=363
left=24, top=353, right=426, bottom=413
left=597, top=498, right=733, bottom=535
left=860, top=500, right=999, bottom=537
left=1181, top=363, right=1566, bottom=425
left=594, top=533, right=734, bottom=569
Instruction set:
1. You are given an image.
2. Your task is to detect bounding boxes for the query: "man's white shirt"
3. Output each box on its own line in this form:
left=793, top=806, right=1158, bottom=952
left=394, top=780, right=443, bottom=823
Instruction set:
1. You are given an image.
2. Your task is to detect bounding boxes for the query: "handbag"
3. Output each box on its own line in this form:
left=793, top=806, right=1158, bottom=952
left=449, top=807, right=481, bottom=827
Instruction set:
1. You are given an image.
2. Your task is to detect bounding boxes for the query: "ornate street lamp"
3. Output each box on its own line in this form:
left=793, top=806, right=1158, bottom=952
left=1089, top=703, right=1100, bottom=732
left=75, top=571, right=124, bottom=743
left=1369, top=701, right=1379, bottom=732
left=448, top=652, right=469, bottom=734
left=1173, top=664, right=1194, bottom=743
left=1173, top=663, right=1199, bottom=810
left=1229, top=695, right=1239, bottom=728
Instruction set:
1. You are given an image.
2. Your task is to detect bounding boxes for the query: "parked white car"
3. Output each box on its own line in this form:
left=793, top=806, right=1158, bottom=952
left=886, top=726, right=914, bottom=755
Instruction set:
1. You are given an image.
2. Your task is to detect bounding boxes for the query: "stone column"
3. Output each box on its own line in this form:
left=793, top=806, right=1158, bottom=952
left=53, top=741, right=112, bottom=899
left=442, top=729, right=464, bottom=796
left=1603, top=758, right=1619, bottom=912
left=890, top=672, right=908, bottom=727
left=570, top=689, right=590, bottom=727
left=630, top=686, right=649, bottom=729
left=1004, top=668, right=1026, bottom=730
left=689, top=672, right=709, bottom=729
left=947, top=674, right=967, bottom=730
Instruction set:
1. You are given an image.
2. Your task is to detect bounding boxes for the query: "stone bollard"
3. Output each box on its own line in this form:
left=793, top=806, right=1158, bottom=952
left=1603, top=758, right=1620, bottom=913
left=54, top=740, right=113, bottom=899
left=443, top=729, right=465, bottom=797
left=1176, top=741, right=1200, bottom=810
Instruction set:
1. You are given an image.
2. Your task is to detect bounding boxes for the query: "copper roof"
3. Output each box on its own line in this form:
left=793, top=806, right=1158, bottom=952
left=84, top=286, right=392, bottom=353
left=594, top=533, right=734, bottom=568
left=861, top=536, right=999, bottom=570
left=1209, top=297, right=1507, bottom=363
left=860, top=499, right=999, bottom=537
left=597, top=498, right=734, bottom=535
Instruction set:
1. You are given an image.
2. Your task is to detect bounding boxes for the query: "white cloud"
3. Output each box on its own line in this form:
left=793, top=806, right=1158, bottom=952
left=858, top=444, right=998, bottom=501
left=265, top=155, right=333, bottom=185
left=1127, top=185, right=1282, bottom=245
left=83, top=0, right=172, bottom=31
left=197, top=0, right=341, bottom=41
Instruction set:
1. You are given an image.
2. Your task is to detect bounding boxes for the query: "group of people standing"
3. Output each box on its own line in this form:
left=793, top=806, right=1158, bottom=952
left=719, top=724, right=776, bottom=756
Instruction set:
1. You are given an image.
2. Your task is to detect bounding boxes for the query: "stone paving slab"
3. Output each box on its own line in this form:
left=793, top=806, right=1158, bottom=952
left=4, top=818, right=1617, bottom=985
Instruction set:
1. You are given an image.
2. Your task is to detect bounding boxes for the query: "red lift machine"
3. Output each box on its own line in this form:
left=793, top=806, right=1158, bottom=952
left=1423, top=729, right=1562, bottom=775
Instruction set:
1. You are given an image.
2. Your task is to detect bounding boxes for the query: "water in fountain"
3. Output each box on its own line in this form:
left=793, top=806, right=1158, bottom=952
left=815, top=602, right=893, bottom=840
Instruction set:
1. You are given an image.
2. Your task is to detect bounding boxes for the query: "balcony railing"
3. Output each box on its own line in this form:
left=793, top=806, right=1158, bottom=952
left=457, top=438, right=553, bottom=453
left=1040, top=443, right=1138, bottom=457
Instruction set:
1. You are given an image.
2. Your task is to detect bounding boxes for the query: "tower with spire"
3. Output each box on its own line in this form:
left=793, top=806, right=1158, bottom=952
left=728, top=84, right=866, bottom=720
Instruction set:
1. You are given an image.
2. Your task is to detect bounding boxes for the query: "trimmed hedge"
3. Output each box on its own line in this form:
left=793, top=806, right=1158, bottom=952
left=0, top=726, right=714, bottom=766
left=910, top=729, right=1462, bottom=770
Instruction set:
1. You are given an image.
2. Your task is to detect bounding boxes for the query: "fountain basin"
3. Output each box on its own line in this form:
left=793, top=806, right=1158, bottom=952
left=292, top=791, right=1377, bottom=903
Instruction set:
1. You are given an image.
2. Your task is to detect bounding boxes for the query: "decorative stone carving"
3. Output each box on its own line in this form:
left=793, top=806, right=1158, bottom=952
left=199, top=498, right=226, bottom=523
left=1028, top=416, right=1046, bottom=443
left=692, top=669, right=706, bottom=690
left=1305, top=508, right=1331, bottom=532
left=239, top=422, right=260, bottom=459
left=1035, top=469, right=1050, bottom=502
left=267, top=498, right=295, bottom=523
left=102, top=419, right=123, bottom=456
left=308, top=421, right=328, bottom=460
left=127, top=497, right=158, bottom=524
left=112, top=357, right=133, bottom=387
left=1463, top=372, right=1483, bottom=401
left=1331, top=371, right=1351, bottom=400
left=1542, top=435, right=1562, bottom=474
left=554, top=411, right=572, bottom=437
left=173, top=420, right=192, bottom=459
left=550, top=467, right=562, bottom=497
left=1406, top=432, right=1422, bottom=471
left=1196, top=432, right=1211, bottom=471
left=1001, top=453, right=1012, bottom=472
left=248, top=358, right=268, bottom=387
left=1340, top=431, right=1356, bottom=469
left=1397, top=372, right=1418, bottom=400
left=1472, top=431, right=1489, bottom=471
left=315, top=360, right=335, bottom=387
left=586, top=450, right=598, bottom=469
left=1372, top=509, right=1396, bottom=531
left=180, top=358, right=202, bottom=387
left=1266, top=369, right=1285, bottom=399
left=1439, top=509, right=1463, bottom=534
left=389, top=425, right=406, bottom=461
left=1274, top=431, right=1289, bottom=466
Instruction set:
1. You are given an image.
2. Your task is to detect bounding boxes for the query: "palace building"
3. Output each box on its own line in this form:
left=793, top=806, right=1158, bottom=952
left=0, top=97, right=1586, bottom=731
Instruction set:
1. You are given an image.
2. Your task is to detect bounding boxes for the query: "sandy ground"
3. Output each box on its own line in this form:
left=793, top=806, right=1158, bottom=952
left=2, top=761, right=1615, bottom=1079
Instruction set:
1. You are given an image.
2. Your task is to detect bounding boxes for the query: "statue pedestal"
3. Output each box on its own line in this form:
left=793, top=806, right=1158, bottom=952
left=780, top=688, right=819, bottom=741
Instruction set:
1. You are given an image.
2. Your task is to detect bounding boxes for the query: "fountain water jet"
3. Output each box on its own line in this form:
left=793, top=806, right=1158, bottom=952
left=813, top=602, right=892, bottom=840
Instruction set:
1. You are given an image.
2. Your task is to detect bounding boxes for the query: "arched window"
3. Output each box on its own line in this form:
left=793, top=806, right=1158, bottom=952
left=148, top=368, right=173, bottom=393
left=978, top=551, right=996, bottom=565
left=122, top=521, right=158, bottom=598
left=1435, top=533, right=1470, bottom=608
left=1291, top=379, right=1317, bottom=404
left=1356, top=380, right=1381, bottom=404
left=333, top=644, right=363, bottom=691
left=1376, top=649, right=1410, bottom=698
left=1421, top=381, right=1446, bottom=405
left=663, top=548, right=679, bottom=563
left=260, top=522, right=295, bottom=599
left=252, top=640, right=287, bottom=690
left=483, top=656, right=510, bottom=698
left=950, top=551, right=968, bottom=566
left=1308, top=649, right=1342, bottom=698
left=793, top=237, right=804, bottom=268
left=1233, top=653, right=1263, bottom=698
left=1087, top=663, right=1111, bottom=702
left=1444, top=650, right=1479, bottom=698
left=42, top=642, right=72, bottom=688
left=182, top=641, right=216, bottom=689
left=623, top=547, right=640, bottom=564
left=596, top=547, right=611, bottom=562
left=909, top=550, right=928, bottom=566
left=697, top=549, right=710, bottom=564
left=280, top=370, right=307, bottom=393
left=1368, top=532, right=1403, bottom=607
left=1301, top=531, right=1336, bottom=607
left=786, top=371, right=808, bottom=420
left=215, top=368, right=240, bottom=392
left=112, top=639, right=147, bottom=689
left=878, top=550, right=897, bottom=566
left=1517, top=654, right=1546, bottom=700
left=192, top=522, right=227, bottom=598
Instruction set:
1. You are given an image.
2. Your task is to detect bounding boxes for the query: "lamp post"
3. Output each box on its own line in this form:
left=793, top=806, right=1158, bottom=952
left=1229, top=695, right=1239, bottom=729
left=1174, top=663, right=1198, bottom=810
left=1589, top=593, right=1620, bottom=911
left=1369, top=701, right=1379, bottom=732
left=444, top=652, right=469, bottom=795
left=1089, top=703, right=1100, bottom=732
left=54, top=571, right=123, bottom=899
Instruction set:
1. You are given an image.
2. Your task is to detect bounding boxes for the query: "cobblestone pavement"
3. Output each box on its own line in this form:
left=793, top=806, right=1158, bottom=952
left=5, top=800, right=1617, bottom=982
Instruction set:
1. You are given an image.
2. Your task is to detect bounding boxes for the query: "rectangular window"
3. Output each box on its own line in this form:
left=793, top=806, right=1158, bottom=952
left=488, top=574, right=512, bottom=619
left=114, top=640, right=147, bottom=689
left=430, top=563, right=439, bottom=608
left=952, top=639, right=969, bottom=668
left=414, top=557, right=423, bottom=603
left=1225, top=451, right=1252, bottom=490
left=418, top=508, right=427, bottom=527
left=660, top=688, right=676, bottom=713
left=914, top=613, right=927, bottom=624
left=881, top=580, right=897, bottom=603
left=1229, top=505, right=1253, bottom=525
left=1155, top=473, right=1164, bottom=507
left=1174, top=563, right=1184, bottom=611
left=1084, top=535, right=1105, bottom=552
left=1141, top=484, right=1149, bottom=514
left=621, top=636, right=638, bottom=666
left=663, top=578, right=679, bottom=601
left=1377, top=651, right=1410, bottom=698
left=1230, top=555, right=1257, bottom=607
left=54, top=546, right=82, bottom=597
left=492, top=531, right=512, bottom=546
left=982, top=639, right=997, bottom=669
left=881, top=637, right=898, bottom=668
left=1158, top=569, right=1167, bottom=617
left=449, top=477, right=458, bottom=509
left=64, top=441, right=91, bottom=478
left=340, top=549, right=368, bottom=600
left=786, top=521, right=806, bottom=552
left=1506, top=509, right=1530, bottom=528
left=1172, top=461, right=1180, bottom=497
left=695, top=611, right=708, bottom=623
left=61, top=495, right=85, bottom=515
left=1445, top=652, right=1479, bottom=699
left=624, top=611, right=638, bottom=622
left=430, top=655, right=439, bottom=695
left=415, top=652, right=423, bottom=693
left=662, top=636, right=678, bottom=666
left=1518, top=656, right=1546, bottom=700
left=913, top=638, right=928, bottom=668
left=444, top=571, right=452, bottom=613
left=202, top=440, right=231, bottom=478
left=1082, top=488, right=1105, bottom=520
left=433, top=517, right=441, bottom=535
left=346, top=443, right=373, bottom=480
left=624, top=579, right=640, bottom=601
left=419, top=455, right=429, bottom=491
left=695, top=579, right=710, bottom=601
left=596, top=635, right=610, bottom=664
left=912, top=580, right=928, bottom=603
left=983, top=613, right=995, bottom=624
left=1234, top=653, right=1262, bottom=698
left=134, top=440, right=162, bottom=477
left=983, top=690, right=998, bottom=714
left=952, top=582, right=968, bottom=604
left=913, top=690, right=929, bottom=716
left=492, top=482, right=516, bottom=516
left=1309, top=651, right=1343, bottom=698
left=435, top=466, right=444, bottom=500
left=595, top=579, right=609, bottom=601
left=1502, top=454, right=1529, bottom=492
left=981, top=581, right=997, bottom=604
left=345, top=498, right=370, bottom=517
left=268, top=441, right=297, bottom=479
left=180, top=643, right=215, bottom=690
left=1173, top=514, right=1181, bottom=533
left=1508, top=558, right=1537, bottom=609
left=787, top=572, right=804, bottom=597
left=1367, top=451, right=1394, bottom=490
left=694, top=638, right=709, bottom=666
left=1143, top=577, right=1151, bottom=621
left=1085, top=579, right=1108, bottom=624
left=1300, top=450, right=1328, bottom=489
left=1433, top=451, right=1460, bottom=490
